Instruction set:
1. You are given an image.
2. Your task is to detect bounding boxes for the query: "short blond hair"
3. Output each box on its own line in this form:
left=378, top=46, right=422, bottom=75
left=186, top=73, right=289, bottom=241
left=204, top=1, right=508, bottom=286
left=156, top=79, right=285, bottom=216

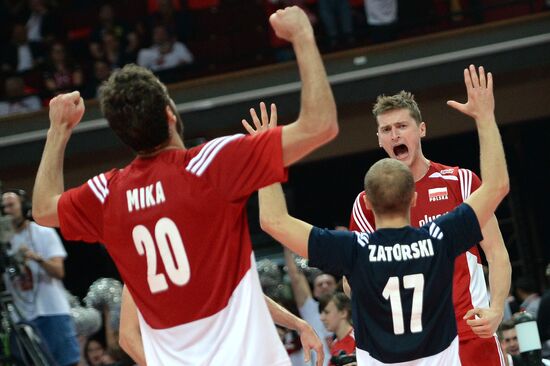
left=372, top=91, right=422, bottom=124
left=364, top=158, right=415, bottom=215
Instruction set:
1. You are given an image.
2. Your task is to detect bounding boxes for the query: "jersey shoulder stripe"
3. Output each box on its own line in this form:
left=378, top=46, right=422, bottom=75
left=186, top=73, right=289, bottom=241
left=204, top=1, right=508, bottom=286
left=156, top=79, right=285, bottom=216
left=354, top=232, right=370, bottom=247
left=352, top=192, right=374, bottom=233
left=429, top=222, right=444, bottom=240
left=87, top=173, right=109, bottom=204
left=458, top=168, right=473, bottom=201
left=186, top=134, right=243, bottom=176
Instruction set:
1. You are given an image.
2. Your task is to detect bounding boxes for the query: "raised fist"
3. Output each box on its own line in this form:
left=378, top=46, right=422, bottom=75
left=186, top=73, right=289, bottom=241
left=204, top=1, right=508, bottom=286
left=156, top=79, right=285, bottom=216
left=48, top=91, right=85, bottom=131
left=269, top=6, right=314, bottom=43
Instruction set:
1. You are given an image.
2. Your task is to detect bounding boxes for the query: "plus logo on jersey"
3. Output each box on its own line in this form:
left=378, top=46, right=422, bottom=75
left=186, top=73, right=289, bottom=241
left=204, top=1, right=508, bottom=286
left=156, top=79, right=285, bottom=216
left=428, top=187, right=448, bottom=202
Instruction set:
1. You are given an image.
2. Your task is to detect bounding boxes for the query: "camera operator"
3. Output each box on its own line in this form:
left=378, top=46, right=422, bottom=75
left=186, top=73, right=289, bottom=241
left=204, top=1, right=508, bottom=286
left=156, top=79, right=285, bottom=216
left=2, top=190, right=80, bottom=366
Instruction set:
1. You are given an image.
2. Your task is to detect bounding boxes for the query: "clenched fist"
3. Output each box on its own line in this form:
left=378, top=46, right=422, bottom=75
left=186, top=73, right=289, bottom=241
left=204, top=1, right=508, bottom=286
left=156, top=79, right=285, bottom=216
left=269, top=6, right=314, bottom=43
left=48, top=91, right=85, bottom=131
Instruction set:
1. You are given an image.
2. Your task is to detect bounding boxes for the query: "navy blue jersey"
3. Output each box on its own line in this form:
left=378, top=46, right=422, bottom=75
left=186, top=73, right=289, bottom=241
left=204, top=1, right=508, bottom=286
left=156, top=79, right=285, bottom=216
left=309, top=203, right=483, bottom=364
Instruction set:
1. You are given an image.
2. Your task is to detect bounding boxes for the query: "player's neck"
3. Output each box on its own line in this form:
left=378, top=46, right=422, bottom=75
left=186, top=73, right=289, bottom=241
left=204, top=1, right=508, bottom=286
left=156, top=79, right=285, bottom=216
left=409, top=155, right=430, bottom=182
left=373, top=214, right=410, bottom=229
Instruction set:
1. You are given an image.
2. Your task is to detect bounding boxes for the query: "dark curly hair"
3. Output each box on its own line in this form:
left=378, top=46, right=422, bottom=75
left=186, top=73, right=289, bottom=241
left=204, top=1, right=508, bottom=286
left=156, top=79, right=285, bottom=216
left=99, top=64, right=172, bottom=153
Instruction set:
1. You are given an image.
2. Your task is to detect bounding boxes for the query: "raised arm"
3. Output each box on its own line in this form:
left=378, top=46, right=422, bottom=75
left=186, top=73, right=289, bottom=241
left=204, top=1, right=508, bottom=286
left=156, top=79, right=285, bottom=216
left=284, top=248, right=314, bottom=308
left=259, top=184, right=312, bottom=258
left=33, top=91, right=85, bottom=227
left=264, top=295, right=324, bottom=366
left=447, top=65, right=509, bottom=227
left=268, top=6, right=338, bottom=166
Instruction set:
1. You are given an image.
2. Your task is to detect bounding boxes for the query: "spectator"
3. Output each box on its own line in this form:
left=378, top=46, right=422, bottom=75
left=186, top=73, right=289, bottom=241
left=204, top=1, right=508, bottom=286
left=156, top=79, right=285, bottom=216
left=0, top=76, right=42, bottom=116
left=285, top=248, right=336, bottom=366
left=25, top=0, right=64, bottom=44
left=84, top=338, right=107, bottom=366
left=498, top=319, right=520, bottom=357
left=93, top=30, right=133, bottom=69
left=1, top=190, right=80, bottom=366
left=319, top=292, right=356, bottom=366
left=82, top=59, right=112, bottom=100
left=317, top=0, right=354, bottom=49
left=364, top=0, right=398, bottom=43
left=89, top=3, right=128, bottom=61
left=137, top=24, right=194, bottom=72
left=1, top=22, right=44, bottom=74
left=148, top=0, right=191, bottom=43
left=43, top=41, right=84, bottom=96
left=538, top=264, right=550, bottom=357
left=515, top=276, right=541, bottom=318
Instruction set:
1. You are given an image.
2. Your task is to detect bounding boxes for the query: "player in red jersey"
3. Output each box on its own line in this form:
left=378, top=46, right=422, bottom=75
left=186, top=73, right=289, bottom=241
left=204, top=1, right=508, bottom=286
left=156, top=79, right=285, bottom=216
left=31, top=6, right=338, bottom=365
left=348, top=66, right=510, bottom=366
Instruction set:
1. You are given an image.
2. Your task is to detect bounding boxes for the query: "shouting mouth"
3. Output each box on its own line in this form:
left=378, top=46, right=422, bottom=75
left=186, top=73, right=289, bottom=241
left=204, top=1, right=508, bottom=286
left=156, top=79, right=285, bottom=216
left=393, top=144, right=409, bottom=160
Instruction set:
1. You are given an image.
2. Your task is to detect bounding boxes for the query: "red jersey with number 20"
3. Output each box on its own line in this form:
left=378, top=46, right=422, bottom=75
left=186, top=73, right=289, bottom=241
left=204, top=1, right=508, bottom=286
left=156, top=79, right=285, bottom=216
left=349, top=161, right=489, bottom=341
left=58, top=128, right=291, bottom=366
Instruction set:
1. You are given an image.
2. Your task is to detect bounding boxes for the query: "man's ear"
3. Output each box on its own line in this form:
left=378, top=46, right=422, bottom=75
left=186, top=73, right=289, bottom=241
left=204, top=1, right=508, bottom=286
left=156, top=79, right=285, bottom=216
left=363, top=194, right=372, bottom=210
left=166, top=105, right=176, bottom=126
left=419, top=121, right=426, bottom=138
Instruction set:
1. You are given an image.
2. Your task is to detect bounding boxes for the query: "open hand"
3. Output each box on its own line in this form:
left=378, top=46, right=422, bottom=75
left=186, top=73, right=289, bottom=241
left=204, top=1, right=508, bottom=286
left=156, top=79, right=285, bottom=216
left=299, top=323, right=324, bottom=366
left=447, top=65, right=494, bottom=122
left=242, top=102, right=277, bottom=136
left=463, top=307, right=503, bottom=338
left=48, top=91, right=85, bottom=132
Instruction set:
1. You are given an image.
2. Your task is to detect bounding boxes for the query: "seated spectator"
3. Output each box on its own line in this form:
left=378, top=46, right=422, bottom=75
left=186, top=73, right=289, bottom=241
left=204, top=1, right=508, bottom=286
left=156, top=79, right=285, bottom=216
left=84, top=337, right=108, bottom=366
left=317, top=0, right=354, bottom=49
left=25, top=0, right=64, bottom=44
left=43, top=41, right=84, bottom=96
left=364, top=0, right=398, bottom=43
left=515, top=276, right=541, bottom=318
left=1, top=22, right=44, bottom=74
left=148, top=0, right=190, bottom=43
left=93, top=30, right=134, bottom=69
left=498, top=319, right=520, bottom=358
left=82, top=59, right=112, bottom=100
left=0, top=76, right=42, bottom=116
left=89, top=3, right=128, bottom=61
left=319, top=292, right=356, bottom=366
left=137, top=24, right=194, bottom=72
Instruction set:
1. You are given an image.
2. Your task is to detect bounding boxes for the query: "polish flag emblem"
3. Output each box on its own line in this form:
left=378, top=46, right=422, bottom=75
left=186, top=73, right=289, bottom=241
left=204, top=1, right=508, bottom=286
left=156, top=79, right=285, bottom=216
left=428, top=187, right=448, bottom=201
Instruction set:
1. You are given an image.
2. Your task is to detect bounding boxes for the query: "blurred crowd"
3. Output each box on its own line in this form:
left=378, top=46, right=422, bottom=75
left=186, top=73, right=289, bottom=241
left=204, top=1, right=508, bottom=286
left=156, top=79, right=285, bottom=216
left=1, top=0, right=546, bottom=118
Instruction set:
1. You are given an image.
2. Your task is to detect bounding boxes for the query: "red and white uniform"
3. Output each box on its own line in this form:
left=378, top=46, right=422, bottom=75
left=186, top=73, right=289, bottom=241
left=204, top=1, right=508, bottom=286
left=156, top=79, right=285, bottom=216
left=328, top=328, right=355, bottom=366
left=58, top=128, right=291, bottom=366
left=350, top=161, right=505, bottom=366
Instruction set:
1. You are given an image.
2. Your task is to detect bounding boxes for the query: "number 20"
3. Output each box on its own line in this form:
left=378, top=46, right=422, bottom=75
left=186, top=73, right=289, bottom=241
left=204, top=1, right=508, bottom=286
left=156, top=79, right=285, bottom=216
left=132, top=218, right=190, bottom=293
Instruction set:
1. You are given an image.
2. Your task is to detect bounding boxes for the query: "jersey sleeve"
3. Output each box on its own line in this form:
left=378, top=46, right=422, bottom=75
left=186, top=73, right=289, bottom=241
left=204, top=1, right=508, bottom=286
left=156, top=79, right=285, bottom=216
left=434, top=203, right=483, bottom=258
left=458, top=168, right=481, bottom=200
left=308, top=227, right=360, bottom=277
left=349, top=191, right=376, bottom=233
left=57, top=171, right=114, bottom=243
left=185, top=127, right=288, bottom=201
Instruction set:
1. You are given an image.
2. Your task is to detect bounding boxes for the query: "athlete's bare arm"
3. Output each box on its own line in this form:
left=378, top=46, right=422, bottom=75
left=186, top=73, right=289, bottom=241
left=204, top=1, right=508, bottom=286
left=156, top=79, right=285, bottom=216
left=32, top=92, right=85, bottom=227
left=447, top=65, right=509, bottom=228
left=476, top=218, right=511, bottom=337
left=265, top=295, right=324, bottom=366
left=119, top=286, right=147, bottom=366
left=242, top=102, right=313, bottom=258
left=266, top=6, right=338, bottom=166
left=447, top=65, right=510, bottom=331
left=284, top=248, right=314, bottom=308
